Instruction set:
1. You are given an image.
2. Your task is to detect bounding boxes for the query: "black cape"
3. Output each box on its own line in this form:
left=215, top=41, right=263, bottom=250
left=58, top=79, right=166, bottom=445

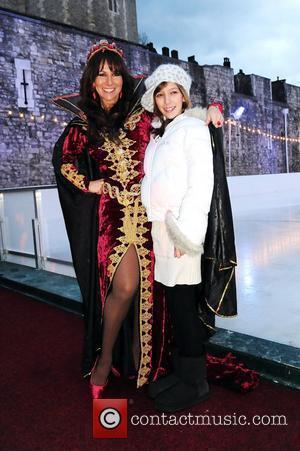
left=52, top=118, right=102, bottom=375
left=199, top=124, right=237, bottom=334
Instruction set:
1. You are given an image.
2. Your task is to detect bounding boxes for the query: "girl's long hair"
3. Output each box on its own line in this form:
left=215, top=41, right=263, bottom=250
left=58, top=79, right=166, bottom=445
left=78, top=50, right=135, bottom=142
left=152, top=82, right=191, bottom=137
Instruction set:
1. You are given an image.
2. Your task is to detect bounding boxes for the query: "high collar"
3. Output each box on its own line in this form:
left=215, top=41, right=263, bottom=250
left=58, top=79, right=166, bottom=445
left=162, top=112, right=190, bottom=135
left=165, top=112, right=185, bottom=130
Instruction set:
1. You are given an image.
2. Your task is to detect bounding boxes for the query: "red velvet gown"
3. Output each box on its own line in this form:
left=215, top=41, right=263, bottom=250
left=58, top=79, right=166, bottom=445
left=58, top=107, right=167, bottom=387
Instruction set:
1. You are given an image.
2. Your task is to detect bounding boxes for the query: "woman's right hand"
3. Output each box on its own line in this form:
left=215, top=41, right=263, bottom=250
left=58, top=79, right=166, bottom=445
left=88, top=179, right=104, bottom=195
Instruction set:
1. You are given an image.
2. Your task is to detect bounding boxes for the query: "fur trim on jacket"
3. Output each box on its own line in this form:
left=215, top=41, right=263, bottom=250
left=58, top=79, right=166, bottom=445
left=165, top=210, right=203, bottom=255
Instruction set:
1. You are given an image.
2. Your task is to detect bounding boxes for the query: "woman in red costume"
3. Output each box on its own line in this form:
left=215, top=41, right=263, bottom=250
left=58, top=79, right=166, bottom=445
left=52, top=40, right=224, bottom=398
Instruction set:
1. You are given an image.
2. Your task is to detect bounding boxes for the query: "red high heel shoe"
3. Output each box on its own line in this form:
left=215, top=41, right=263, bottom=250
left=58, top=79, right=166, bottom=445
left=89, top=357, right=108, bottom=399
left=89, top=380, right=107, bottom=399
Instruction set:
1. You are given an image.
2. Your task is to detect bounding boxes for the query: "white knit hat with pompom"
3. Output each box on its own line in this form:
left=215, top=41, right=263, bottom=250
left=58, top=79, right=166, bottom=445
left=141, top=64, right=192, bottom=112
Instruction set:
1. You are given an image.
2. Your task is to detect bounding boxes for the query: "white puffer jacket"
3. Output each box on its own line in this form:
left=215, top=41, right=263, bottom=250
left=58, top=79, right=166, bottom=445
left=141, top=109, right=214, bottom=255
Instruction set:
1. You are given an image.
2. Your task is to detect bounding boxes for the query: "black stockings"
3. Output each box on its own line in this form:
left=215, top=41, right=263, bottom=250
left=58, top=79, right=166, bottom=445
left=91, top=245, right=140, bottom=385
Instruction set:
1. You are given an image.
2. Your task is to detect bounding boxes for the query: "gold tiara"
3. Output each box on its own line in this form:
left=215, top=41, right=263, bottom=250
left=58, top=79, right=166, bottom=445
left=87, top=39, right=124, bottom=61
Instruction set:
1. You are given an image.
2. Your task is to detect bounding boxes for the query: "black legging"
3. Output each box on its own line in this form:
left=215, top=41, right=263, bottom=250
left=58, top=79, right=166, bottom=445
left=165, top=284, right=208, bottom=357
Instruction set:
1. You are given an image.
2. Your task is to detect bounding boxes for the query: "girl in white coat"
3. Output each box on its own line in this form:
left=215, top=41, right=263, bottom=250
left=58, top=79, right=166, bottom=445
left=141, top=64, right=215, bottom=412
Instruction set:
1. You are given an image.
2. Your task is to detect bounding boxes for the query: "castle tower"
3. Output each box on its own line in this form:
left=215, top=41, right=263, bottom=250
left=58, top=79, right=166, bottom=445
left=0, top=0, right=138, bottom=41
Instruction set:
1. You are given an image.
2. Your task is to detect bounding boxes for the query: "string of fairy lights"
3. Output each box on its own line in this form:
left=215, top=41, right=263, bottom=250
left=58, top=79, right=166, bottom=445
left=4, top=109, right=300, bottom=143
left=6, top=109, right=68, bottom=127
left=224, top=119, right=300, bottom=144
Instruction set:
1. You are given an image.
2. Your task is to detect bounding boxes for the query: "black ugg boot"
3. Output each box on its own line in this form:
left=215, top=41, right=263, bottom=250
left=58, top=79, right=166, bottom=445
left=154, top=355, right=209, bottom=412
left=147, top=348, right=180, bottom=399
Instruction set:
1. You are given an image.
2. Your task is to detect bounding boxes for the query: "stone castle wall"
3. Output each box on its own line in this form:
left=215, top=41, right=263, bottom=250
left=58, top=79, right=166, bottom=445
left=0, top=0, right=138, bottom=41
left=0, top=8, right=299, bottom=188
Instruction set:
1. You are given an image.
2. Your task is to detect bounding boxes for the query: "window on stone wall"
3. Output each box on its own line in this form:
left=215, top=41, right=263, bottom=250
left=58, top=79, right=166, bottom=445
left=14, top=59, right=34, bottom=109
left=108, top=0, right=118, bottom=13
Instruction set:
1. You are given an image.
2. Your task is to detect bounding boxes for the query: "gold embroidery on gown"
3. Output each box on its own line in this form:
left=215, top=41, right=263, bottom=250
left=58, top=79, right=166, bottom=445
left=61, top=163, right=87, bottom=191
left=102, top=108, right=153, bottom=387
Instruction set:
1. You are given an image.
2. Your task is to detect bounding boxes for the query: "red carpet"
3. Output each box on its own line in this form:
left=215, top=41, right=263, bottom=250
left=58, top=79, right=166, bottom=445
left=1, top=287, right=299, bottom=450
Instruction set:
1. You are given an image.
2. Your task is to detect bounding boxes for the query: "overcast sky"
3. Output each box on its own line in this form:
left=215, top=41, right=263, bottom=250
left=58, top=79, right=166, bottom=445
left=136, top=0, right=300, bottom=86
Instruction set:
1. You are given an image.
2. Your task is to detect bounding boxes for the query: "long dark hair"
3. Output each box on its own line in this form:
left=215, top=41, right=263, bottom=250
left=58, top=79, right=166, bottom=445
left=78, top=50, right=135, bottom=142
left=152, top=81, right=191, bottom=137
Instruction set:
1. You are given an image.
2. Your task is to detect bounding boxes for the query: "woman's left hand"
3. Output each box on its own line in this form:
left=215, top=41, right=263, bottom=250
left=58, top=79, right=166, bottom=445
left=174, top=247, right=185, bottom=258
left=205, top=106, right=224, bottom=128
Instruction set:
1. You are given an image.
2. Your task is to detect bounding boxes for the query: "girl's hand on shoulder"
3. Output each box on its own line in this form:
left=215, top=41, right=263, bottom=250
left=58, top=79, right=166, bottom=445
left=205, top=106, right=224, bottom=128
left=88, top=179, right=104, bottom=195
left=174, top=246, right=185, bottom=258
